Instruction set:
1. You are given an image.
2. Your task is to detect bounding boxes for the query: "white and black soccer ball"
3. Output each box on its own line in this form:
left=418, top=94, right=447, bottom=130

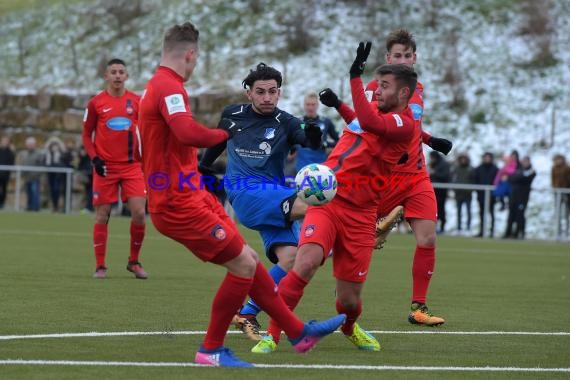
left=295, top=163, right=337, bottom=206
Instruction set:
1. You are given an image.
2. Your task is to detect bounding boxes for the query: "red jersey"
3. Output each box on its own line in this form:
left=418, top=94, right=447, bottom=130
left=139, top=66, right=227, bottom=214
left=325, top=77, right=414, bottom=208
left=82, top=90, right=140, bottom=164
left=366, top=79, right=429, bottom=174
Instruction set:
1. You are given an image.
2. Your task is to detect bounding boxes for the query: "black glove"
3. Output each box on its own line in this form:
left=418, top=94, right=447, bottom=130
left=319, top=88, right=342, bottom=108
left=349, top=41, right=372, bottom=78
left=218, top=118, right=237, bottom=139
left=428, top=137, right=453, bottom=155
left=92, top=156, right=107, bottom=177
left=304, top=122, right=323, bottom=149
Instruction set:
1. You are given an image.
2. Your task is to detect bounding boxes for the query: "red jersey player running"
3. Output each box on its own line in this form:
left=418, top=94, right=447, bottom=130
left=256, top=42, right=416, bottom=354
left=138, top=21, right=345, bottom=368
left=323, top=29, right=451, bottom=326
left=82, top=58, right=147, bottom=280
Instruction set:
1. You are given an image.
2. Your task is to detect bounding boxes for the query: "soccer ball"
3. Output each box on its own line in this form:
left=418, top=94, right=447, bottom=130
left=295, top=163, right=337, bottom=206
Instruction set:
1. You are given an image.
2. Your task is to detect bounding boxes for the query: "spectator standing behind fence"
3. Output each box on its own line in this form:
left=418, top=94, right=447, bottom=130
left=493, top=150, right=520, bottom=211
left=451, top=153, right=474, bottom=233
left=17, top=137, right=44, bottom=212
left=44, top=137, right=68, bottom=213
left=0, top=136, right=15, bottom=209
left=503, top=156, right=536, bottom=239
left=77, top=145, right=94, bottom=213
left=473, top=152, right=499, bottom=237
left=428, top=151, right=450, bottom=233
left=551, top=154, right=570, bottom=238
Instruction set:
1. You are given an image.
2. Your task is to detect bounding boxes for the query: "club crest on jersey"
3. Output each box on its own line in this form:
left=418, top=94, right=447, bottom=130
left=211, top=225, right=227, bottom=240
left=304, top=224, right=315, bottom=237
left=264, top=128, right=276, bottom=139
left=125, top=99, right=134, bottom=115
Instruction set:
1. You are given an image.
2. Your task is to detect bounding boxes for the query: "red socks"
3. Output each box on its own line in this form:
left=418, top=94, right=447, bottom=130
left=266, top=270, right=307, bottom=343
left=93, top=223, right=108, bottom=268
left=412, top=245, right=435, bottom=304
left=248, top=263, right=304, bottom=341
left=336, top=299, right=362, bottom=336
left=202, top=272, right=253, bottom=350
left=129, top=222, right=145, bottom=262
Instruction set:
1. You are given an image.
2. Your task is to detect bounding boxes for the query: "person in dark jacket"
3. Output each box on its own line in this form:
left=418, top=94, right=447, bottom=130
left=451, top=153, right=474, bottom=232
left=473, top=152, right=499, bottom=237
left=428, top=151, right=451, bottom=233
left=503, top=156, right=536, bottom=239
left=0, top=136, right=15, bottom=209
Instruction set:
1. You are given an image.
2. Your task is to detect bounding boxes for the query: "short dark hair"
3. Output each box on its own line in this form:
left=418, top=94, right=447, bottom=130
left=163, top=22, right=200, bottom=52
left=386, top=28, right=416, bottom=53
left=376, top=64, right=417, bottom=101
left=242, top=62, right=282, bottom=89
left=107, top=58, right=126, bottom=67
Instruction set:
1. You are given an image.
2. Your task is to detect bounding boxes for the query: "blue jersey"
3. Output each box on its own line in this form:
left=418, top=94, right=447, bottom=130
left=222, top=104, right=307, bottom=199
left=295, top=115, right=338, bottom=171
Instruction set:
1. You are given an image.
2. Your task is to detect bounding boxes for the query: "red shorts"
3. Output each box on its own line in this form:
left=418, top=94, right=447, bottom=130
left=298, top=198, right=376, bottom=283
left=92, top=163, right=146, bottom=206
left=150, top=192, right=245, bottom=264
left=376, top=173, right=437, bottom=221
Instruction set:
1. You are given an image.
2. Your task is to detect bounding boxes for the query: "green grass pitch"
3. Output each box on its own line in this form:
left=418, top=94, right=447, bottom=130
left=0, top=212, right=569, bottom=379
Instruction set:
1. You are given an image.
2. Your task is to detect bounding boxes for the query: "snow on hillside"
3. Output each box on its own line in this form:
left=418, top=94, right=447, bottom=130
left=0, top=0, right=569, bottom=239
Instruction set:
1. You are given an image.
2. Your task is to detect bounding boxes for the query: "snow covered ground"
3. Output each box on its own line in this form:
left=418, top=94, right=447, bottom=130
left=0, top=0, right=568, bottom=239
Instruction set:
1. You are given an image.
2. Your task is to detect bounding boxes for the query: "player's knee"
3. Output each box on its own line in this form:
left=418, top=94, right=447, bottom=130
left=417, top=232, right=436, bottom=247
left=293, top=244, right=322, bottom=280
left=131, top=207, right=146, bottom=224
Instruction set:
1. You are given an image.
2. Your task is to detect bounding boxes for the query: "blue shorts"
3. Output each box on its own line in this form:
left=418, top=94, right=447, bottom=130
left=230, top=187, right=299, bottom=264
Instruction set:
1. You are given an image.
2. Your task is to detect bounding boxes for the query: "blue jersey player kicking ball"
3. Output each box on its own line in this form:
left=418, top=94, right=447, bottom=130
left=200, top=62, right=323, bottom=343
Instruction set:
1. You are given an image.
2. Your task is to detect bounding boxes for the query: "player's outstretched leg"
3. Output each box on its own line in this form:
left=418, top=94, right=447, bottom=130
left=375, top=205, right=404, bottom=249
left=195, top=345, right=254, bottom=368
left=408, top=302, right=445, bottom=326
left=289, top=314, right=347, bottom=354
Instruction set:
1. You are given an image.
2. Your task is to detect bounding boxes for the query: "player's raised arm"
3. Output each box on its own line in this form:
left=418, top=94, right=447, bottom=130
left=349, top=42, right=415, bottom=142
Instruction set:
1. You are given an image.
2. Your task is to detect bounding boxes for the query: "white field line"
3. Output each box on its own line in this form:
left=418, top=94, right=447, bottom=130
left=1, top=330, right=569, bottom=341
left=0, top=359, right=569, bottom=372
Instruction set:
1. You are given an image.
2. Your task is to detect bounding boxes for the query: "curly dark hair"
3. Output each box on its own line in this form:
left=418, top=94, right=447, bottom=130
left=242, top=62, right=282, bottom=89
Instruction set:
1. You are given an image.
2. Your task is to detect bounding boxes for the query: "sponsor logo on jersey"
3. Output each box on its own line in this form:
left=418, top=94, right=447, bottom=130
left=211, top=225, right=227, bottom=240
left=346, top=118, right=364, bottom=134
left=392, top=114, right=403, bottom=127
left=409, top=103, right=423, bottom=121
left=264, top=128, right=276, bottom=139
left=304, top=224, right=315, bottom=237
left=106, top=117, right=132, bottom=131
left=165, top=94, right=186, bottom=115
left=259, top=141, right=271, bottom=154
